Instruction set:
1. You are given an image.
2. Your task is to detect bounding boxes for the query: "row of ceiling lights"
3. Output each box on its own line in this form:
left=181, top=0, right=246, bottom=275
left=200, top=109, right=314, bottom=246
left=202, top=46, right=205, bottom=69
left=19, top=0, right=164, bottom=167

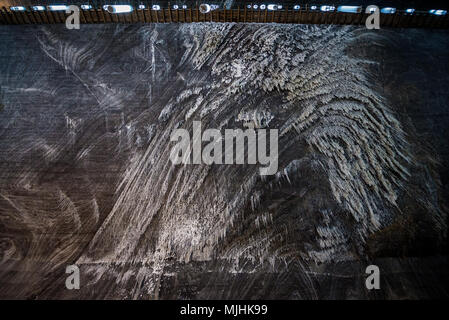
left=8, top=4, right=448, bottom=16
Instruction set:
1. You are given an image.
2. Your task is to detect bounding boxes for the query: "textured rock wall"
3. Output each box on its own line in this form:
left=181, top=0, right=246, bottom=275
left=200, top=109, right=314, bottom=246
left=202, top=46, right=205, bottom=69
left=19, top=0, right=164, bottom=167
left=0, top=23, right=448, bottom=299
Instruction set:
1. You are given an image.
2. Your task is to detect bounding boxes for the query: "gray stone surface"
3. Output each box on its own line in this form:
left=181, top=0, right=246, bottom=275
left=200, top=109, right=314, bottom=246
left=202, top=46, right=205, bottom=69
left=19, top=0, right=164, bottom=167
left=0, top=24, right=448, bottom=299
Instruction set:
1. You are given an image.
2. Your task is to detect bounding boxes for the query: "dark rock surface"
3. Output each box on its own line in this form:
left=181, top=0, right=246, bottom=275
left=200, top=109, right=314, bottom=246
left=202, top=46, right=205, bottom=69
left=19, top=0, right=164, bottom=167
left=0, top=23, right=448, bottom=299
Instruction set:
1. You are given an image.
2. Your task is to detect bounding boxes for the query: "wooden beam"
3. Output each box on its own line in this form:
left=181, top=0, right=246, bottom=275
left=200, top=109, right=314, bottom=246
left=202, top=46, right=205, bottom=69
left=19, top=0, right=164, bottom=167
left=0, top=7, right=447, bottom=29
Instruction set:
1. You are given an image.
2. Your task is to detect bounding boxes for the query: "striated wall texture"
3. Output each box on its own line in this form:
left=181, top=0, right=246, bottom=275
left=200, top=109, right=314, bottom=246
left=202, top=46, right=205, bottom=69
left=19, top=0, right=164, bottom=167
left=0, top=23, right=448, bottom=299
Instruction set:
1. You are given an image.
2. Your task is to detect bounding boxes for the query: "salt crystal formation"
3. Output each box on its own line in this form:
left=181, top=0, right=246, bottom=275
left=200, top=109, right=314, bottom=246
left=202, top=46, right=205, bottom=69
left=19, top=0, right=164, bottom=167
left=0, top=23, right=447, bottom=299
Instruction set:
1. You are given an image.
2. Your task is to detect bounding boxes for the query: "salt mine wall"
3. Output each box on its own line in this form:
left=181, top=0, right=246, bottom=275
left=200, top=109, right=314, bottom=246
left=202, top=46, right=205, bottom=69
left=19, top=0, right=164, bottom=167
left=0, top=23, right=448, bottom=299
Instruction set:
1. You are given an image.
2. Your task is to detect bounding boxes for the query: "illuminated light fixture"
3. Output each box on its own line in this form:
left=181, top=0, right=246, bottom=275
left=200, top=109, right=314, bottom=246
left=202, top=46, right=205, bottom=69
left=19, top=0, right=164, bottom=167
left=48, top=5, right=69, bottom=11
left=310, top=5, right=318, bottom=10
left=152, top=5, right=161, bottom=10
left=278, top=5, right=283, bottom=9
left=247, top=4, right=252, bottom=9
left=405, top=8, right=415, bottom=14
left=337, top=5, right=361, bottom=13
left=429, top=9, right=447, bottom=15
left=199, top=3, right=219, bottom=13
left=253, top=5, right=258, bottom=9
left=381, top=7, right=396, bottom=14
left=182, top=5, right=187, bottom=9
left=199, top=4, right=211, bottom=13
left=293, top=5, right=300, bottom=10
left=320, top=5, right=335, bottom=12
left=103, top=5, right=133, bottom=13
left=81, top=5, right=92, bottom=10
left=10, top=6, right=26, bottom=11
left=138, top=5, right=145, bottom=9
left=267, top=4, right=279, bottom=10
left=260, top=4, right=266, bottom=10
left=32, top=6, right=46, bottom=11
left=173, top=5, right=179, bottom=10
